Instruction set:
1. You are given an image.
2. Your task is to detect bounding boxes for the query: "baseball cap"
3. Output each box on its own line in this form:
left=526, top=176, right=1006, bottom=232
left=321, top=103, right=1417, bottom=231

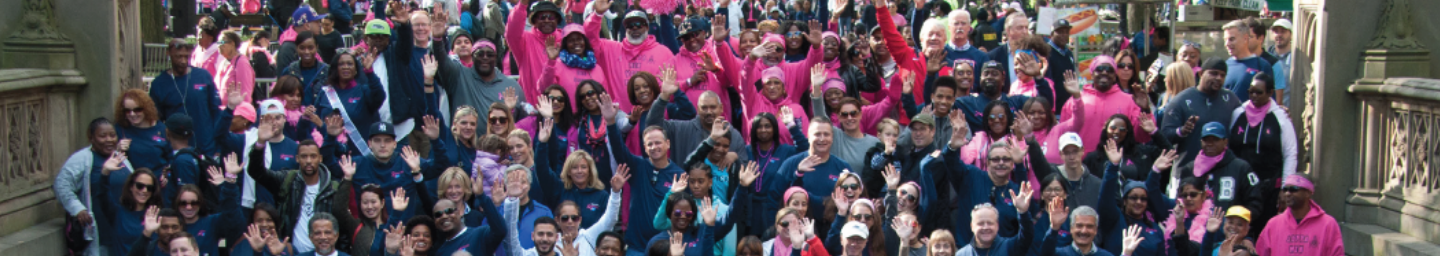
left=679, top=17, right=711, bottom=38
left=841, top=221, right=869, bottom=239
left=259, top=99, right=286, bottom=116
left=1200, top=122, right=1227, bottom=139
left=1059, top=132, right=1083, bottom=151
left=1271, top=19, right=1294, bottom=31
left=1201, top=58, right=1228, bottom=72
left=1053, top=19, right=1072, bottom=30
left=982, top=60, right=1004, bottom=71
left=623, top=10, right=649, bottom=25
left=166, top=113, right=195, bottom=138
left=910, top=113, right=936, bottom=127
left=364, top=19, right=393, bottom=36
left=370, top=122, right=396, bottom=139
left=291, top=5, right=328, bottom=27
left=1224, top=206, right=1252, bottom=222
left=1007, top=2, right=1023, bottom=11
left=233, top=102, right=257, bottom=123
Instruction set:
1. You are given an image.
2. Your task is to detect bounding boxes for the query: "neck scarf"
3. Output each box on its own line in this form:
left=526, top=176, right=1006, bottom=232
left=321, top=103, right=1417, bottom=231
left=1243, top=100, right=1269, bottom=127
left=1192, top=151, right=1225, bottom=177
left=558, top=50, right=597, bottom=69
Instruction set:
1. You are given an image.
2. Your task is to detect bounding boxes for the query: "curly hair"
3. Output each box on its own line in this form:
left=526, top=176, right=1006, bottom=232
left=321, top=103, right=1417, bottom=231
left=114, top=89, right=160, bottom=128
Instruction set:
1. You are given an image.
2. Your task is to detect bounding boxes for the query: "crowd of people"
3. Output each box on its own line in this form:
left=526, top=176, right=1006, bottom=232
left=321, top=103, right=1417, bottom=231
left=55, top=0, right=1341, bottom=255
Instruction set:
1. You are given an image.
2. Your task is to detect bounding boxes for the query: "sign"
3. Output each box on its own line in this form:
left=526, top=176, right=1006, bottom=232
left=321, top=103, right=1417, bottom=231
left=1210, top=0, right=1267, bottom=11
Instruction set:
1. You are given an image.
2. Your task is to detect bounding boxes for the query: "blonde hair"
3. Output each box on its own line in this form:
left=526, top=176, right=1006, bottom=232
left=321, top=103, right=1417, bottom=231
left=758, top=20, right=780, bottom=34
left=1163, top=62, right=1197, bottom=99
left=454, top=105, right=481, bottom=142
left=927, top=229, right=956, bottom=256
left=437, top=167, right=473, bottom=201
left=560, top=151, right=606, bottom=190
left=876, top=118, right=901, bottom=135
left=508, top=129, right=532, bottom=147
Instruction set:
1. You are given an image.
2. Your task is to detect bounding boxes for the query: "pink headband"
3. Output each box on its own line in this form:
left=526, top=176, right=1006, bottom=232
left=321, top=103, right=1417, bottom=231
left=893, top=15, right=908, bottom=27
left=783, top=187, right=809, bottom=204
left=762, top=67, right=785, bottom=81
left=1283, top=175, right=1314, bottom=191
left=851, top=198, right=876, bottom=213
left=823, top=78, right=846, bottom=93
left=763, top=33, right=786, bottom=48
left=473, top=40, right=497, bottom=51
left=822, top=31, right=840, bottom=42
left=901, top=181, right=921, bottom=196
left=953, top=59, right=976, bottom=69
left=1088, top=55, right=1116, bottom=75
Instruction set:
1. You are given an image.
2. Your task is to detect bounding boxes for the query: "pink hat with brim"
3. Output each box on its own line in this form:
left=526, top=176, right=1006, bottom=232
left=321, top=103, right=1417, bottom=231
left=234, top=102, right=257, bottom=123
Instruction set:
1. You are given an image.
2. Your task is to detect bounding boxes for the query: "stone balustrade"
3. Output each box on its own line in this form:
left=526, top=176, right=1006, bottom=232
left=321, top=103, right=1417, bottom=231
left=0, top=68, right=86, bottom=255
left=1347, top=77, right=1440, bottom=255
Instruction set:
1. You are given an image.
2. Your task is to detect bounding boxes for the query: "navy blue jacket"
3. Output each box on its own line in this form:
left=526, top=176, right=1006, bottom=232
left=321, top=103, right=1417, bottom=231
left=149, top=68, right=222, bottom=155
left=607, top=123, right=688, bottom=252
left=1097, top=163, right=1175, bottom=256
left=937, top=144, right=1026, bottom=247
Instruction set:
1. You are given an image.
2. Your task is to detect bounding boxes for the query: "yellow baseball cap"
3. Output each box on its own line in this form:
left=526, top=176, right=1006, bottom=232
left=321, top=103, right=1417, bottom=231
left=1224, top=206, right=1252, bottom=222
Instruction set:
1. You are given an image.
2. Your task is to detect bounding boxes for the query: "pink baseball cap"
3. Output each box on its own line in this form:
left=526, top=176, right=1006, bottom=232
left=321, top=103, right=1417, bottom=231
left=233, top=102, right=257, bottom=123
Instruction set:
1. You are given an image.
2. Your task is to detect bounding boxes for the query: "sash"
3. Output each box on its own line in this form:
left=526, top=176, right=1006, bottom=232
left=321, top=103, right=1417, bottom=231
left=323, top=86, right=374, bottom=156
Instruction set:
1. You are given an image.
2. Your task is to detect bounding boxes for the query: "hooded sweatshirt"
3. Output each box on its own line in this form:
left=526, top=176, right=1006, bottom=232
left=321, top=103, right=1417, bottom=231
left=712, top=32, right=824, bottom=105
left=1161, top=87, right=1243, bottom=166
left=587, top=13, right=676, bottom=112
left=937, top=145, right=1025, bottom=247
left=216, top=52, right=256, bottom=108
left=1059, top=56, right=1152, bottom=153
left=1097, top=163, right=1176, bottom=256
left=738, top=68, right=811, bottom=146
left=533, top=132, right=614, bottom=228
left=1034, top=95, right=1085, bottom=164
left=536, top=27, right=609, bottom=109
left=1254, top=200, right=1344, bottom=256
left=506, top=5, right=565, bottom=106
left=1174, top=150, right=1261, bottom=214
left=1228, top=101, right=1298, bottom=181
left=673, top=41, right=734, bottom=124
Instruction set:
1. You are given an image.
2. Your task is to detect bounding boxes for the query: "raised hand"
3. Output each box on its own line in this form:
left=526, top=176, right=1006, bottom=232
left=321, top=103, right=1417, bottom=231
left=207, top=166, right=227, bottom=186
left=1141, top=114, right=1158, bottom=134
left=339, top=155, right=357, bottom=180
left=142, top=206, right=160, bottom=237
left=537, top=95, right=555, bottom=118
left=1013, top=181, right=1035, bottom=212
left=560, top=235, right=580, bottom=256
left=303, top=106, right=322, bottom=125
left=1180, top=116, right=1199, bottom=136
left=118, top=138, right=132, bottom=152
left=670, top=173, right=690, bottom=193
left=1153, top=149, right=1179, bottom=172
left=739, top=161, right=759, bottom=187
left=389, top=0, right=411, bottom=23
left=809, top=64, right=827, bottom=93
left=902, top=70, right=916, bottom=95
left=503, top=87, right=519, bottom=109
left=1206, top=206, right=1225, bottom=232
left=711, top=14, right=729, bottom=41
left=392, top=187, right=410, bottom=211
left=1014, top=51, right=1043, bottom=77
left=102, top=151, right=127, bottom=175
left=668, top=231, right=685, bottom=256
left=1011, top=112, right=1034, bottom=139
left=360, top=48, right=378, bottom=69
left=832, top=190, right=852, bottom=215
left=806, top=20, right=822, bottom=46
left=222, top=153, right=242, bottom=176
left=1122, top=225, right=1145, bottom=256
left=505, top=174, right=525, bottom=198
left=779, top=106, right=795, bottom=127
left=422, top=55, right=439, bottom=81
left=660, top=65, right=679, bottom=98
left=709, top=118, right=729, bottom=140
left=1172, top=200, right=1188, bottom=235
left=883, top=164, right=900, bottom=189
left=267, top=236, right=290, bottom=256
left=949, top=110, right=971, bottom=148
left=244, top=224, right=266, bottom=251
left=385, top=222, right=406, bottom=253
left=256, top=118, right=276, bottom=142
left=598, top=92, right=617, bottom=123
left=788, top=219, right=806, bottom=246
left=1063, top=70, right=1083, bottom=96
left=401, top=146, right=422, bottom=173
left=423, top=115, right=441, bottom=140
left=700, top=197, right=717, bottom=226
left=538, top=118, right=555, bottom=143
left=797, top=155, right=822, bottom=172
left=1220, top=232, right=1243, bottom=256
left=700, top=52, right=718, bottom=73
left=891, top=215, right=915, bottom=241
left=545, top=35, right=561, bottom=60
left=397, top=235, right=416, bottom=256
left=1105, top=139, right=1123, bottom=165
left=1047, top=196, right=1069, bottom=230
left=593, top=0, right=611, bottom=15
left=610, top=164, right=630, bottom=193
left=802, top=218, right=816, bottom=240
left=325, top=112, right=344, bottom=136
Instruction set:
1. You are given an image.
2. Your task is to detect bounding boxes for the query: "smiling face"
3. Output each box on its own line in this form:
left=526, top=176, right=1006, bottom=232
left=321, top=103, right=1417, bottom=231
left=361, top=191, right=385, bottom=220
left=91, top=123, right=119, bottom=155
left=986, top=146, right=1015, bottom=179
left=786, top=195, right=809, bottom=216
left=310, top=219, right=338, bottom=255
left=1199, top=69, right=1226, bottom=93
left=1180, top=185, right=1207, bottom=213
left=596, top=236, right=624, bottom=256
left=168, top=237, right=199, bottom=256
left=924, top=28, right=946, bottom=50
left=566, top=158, right=592, bottom=187
left=808, top=122, right=833, bottom=153
left=508, top=136, right=531, bottom=163
left=177, top=191, right=202, bottom=220
left=985, top=105, right=1009, bottom=135
left=455, top=114, right=477, bottom=142
left=433, top=200, right=461, bottom=233
left=411, top=13, right=432, bottom=46
left=1105, top=118, right=1129, bottom=143
left=337, top=53, right=357, bottom=81
left=546, top=89, right=568, bottom=114
left=776, top=212, right=802, bottom=237
left=823, top=88, right=844, bottom=110
left=1224, top=28, right=1250, bottom=58
left=762, top=79, right=786, bottom=101
left=897, top=184, right=919, bottom=211
left=532, top=223, right=559, bottom=254
left=838, top=104, right=862, bottom=132
left=631, top=77, right=656, bottom=106
left=971, top=207, right=999, bottom=245
left=407, top=225, right=432, bottom=253
left=643, top=130, right=671, bottom=162
left=670, top=200, right=696, bottom=231
left=123, top=98, right=146, bottom=126
left=954, top=65, right=976, bottom=93
left=1071, top=215, right=1098, bottom=246
left=739, top=32, right=762, bottom=56
left=1042, top=179, right=1067, bottom=203
left=1024, top=102, right=1050, bottom=129
left=980, top=68, right=1004, bottom=95
left=131, top=173, right=155, bottom=205
left=823, top=37, right=840, bottom=61
left=487, top=109, right=511, bottom=135
left=577, top=83, right=601, bottom=113
left=698, top=94, right=723, bottom=128
left=1124, top=188, right=1149, bottom=218
left=838, top=176, right=862, bottom=199
left=1093, top=64, right=1117, bottom=91
left=533, top=11, right=560, bottom=33
left=785, top=26, right=805, bottom=50
left=626, top=20, right=649, bottom=42
left=752, top=117, right=776, bottom=144
left=683, top=34, right=706, bottom=52
left=297, top=38, right=318, bottom=66
left=910, top=123, right=934, bottom=147
left=707, top=136, right=730, bottom=163
left=253, top=210, right=277, bottom=236
left=564, top=33, right=587, bottom=55
left=1116, top=57, right=1135, bottom=83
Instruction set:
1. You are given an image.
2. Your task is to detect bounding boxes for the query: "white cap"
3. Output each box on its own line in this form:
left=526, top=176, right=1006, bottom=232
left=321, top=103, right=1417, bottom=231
left=1008, top=2, right=1023, bottom=11
left=259, top=99, right=286, bottom=116
left=1059, top=132, right=1083, bottom=150
left=841, top=221, right=869, bottom=239
left=1271, top=19, right=1293, bottom=31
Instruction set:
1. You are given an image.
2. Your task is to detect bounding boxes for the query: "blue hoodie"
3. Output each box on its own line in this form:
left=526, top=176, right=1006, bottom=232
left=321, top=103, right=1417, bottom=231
left=1097, top=163, right=1175, bottom=256
left=607, top=123, right=687, bottom=253
left=149, top=67, right=221, bottom=155
left=186, top=182, right=247, bottom=256
left=533, top=132, right=612, bottom=228
left=937, top=144, right=1026, bottom=247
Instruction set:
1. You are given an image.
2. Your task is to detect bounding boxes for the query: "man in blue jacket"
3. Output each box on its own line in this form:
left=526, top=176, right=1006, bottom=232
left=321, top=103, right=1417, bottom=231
left=150, top=39, right=222, bottom=156
left=936, top=112, right=1028, bottom=247
left=1221, top=20, right=1272, bottom=102
left=1046, top=19, right=1077, bottom=109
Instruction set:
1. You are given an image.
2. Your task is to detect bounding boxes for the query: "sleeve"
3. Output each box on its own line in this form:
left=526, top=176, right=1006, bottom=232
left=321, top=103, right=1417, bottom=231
left=504, top=1, right=530, bottom=62
left=54, top=152, right=91, bottom=215
left=126, top=234, right=153, bottom=256
left=652, top=190, right=675, bottom=230
left=791, top=121, right=810, bottom=151
left=1097, top=162, right=1122, bottom=234
left=1201, top=229, right=1224, bottom=256
left=683, top=138, right=719, bottom=171
left=581, top=190, right=623, bottom=243
left=332, top=180, right=362, bottom=240
left=700, top=222, right=717, bottom=256
left=1145, top=169, right=1176, bottom=224
left=646, top=96, right=672, bottom=131
left=1026, top=137, right=1056, bottom=182
left=476, top=192, right=509, bottom=255
left=245, top=144, right=286, bottom=201
left=1008, top=212, right=1035, bottom=256
left=365, top=71, right=390, bottom=113
left=665, top=90, right=698, bottom=121
left=1039, top=229, right=1060, bottom=256
left=607, top=123, right=640, bottom=164
left=433, top=35, right=463, bottom=94
left=1159, top=96, right=1189, bottom=143
left=538, top=59, right=560, bottom=91
left=901, top=94, right=921, bottom=119
left=1278, top=111, right=1298, bottom=177
left=392, top=22, right=416, bottom=66
left=502, top=198, right=523, bottom=256
left=801, top=236, right=830, bottom=256
left=533, top=137, right=564, bottom=208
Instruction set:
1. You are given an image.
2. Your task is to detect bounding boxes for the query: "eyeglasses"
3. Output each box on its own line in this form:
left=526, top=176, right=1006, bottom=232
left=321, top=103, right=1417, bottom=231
left=133, top=183, right=156, bottom=192
left=787, top=31, right=804, bottom=37
left=433, top=208, right=457, bottom=217
left=852, top=214, right=874, bottom=222
left=535, top=13, right=558, bottom=21
left=1281, top=186, right=1307, bottom=193
left=1125, top=195, right=1148, bottom=202
left=628, top=22, right=647, bottom=29
left=839, top=111, right=861, bottom=118
left=1182, top=192, right=1205, bottom=198
left=838, top=183, right=861, bottom=191
left=671, top=210, right=695, bottom=218
left=559, top=215, right=581, bottom=222
left=987, top=157, right=1013, bottom=163
left=489, top=117, right=509, bottom=125
left=124, top=107, right=144, bottom=114
left=178, top=200, right=201, bottom=207
left=987, top=113, right=1006, bottom=120
left=1117, top=63, right=1135, bottom=70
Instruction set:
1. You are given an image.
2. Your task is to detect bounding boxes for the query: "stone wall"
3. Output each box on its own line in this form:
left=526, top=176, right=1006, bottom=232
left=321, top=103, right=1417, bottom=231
left=0, top=0, right=126, bottom=149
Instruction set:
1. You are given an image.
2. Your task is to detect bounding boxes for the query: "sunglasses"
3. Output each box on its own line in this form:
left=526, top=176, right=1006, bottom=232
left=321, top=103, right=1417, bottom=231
left=582, top=90, right=601, bottom=97
left=1182, top=192, right=1205, bottom=198
left=1281, top=186, right=1307, bottom=193
left=559, top=214, right=581, bottom=222
left=838, top=183, right=861, bottom=191
left=1117, top=63, right=1135, bottom=70
left=489, top=117, right=509, bottom=125
left=628, top=22, right=647, bottom=29
left=433, top=208, right=457, bottom=217
left=779, top=220, right=792, bottom=228
left=839, top=111, right=861, bottom=118
left=671, top=210, right=695, bottom=218
left=852, top=214, right=874, bottom=221
left=535, top=13, right=558, bottom=21
left=988, top=157, right=1012, bottom=163
left=1094, top=65, right=1116, bottom=73
left=547, top=95, right=566, bottom=103
left=133, top=183, right=156, bottom=192
left=987, top=113, right=1006, bottom=120
left=178, top=200, right=201, bottom=207
left=787, top=31, right=804, bottom=37
left=123, top=107, right=144, bottom=114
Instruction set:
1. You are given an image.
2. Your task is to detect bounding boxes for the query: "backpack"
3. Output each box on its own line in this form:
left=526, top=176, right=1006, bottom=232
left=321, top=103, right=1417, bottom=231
left=168, top=149, right=224, bottom=209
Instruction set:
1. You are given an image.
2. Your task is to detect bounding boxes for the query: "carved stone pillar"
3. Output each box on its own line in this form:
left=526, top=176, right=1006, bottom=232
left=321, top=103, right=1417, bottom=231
left=118, top=0, right=143, bottom=90
left=1, top=0, right=75, bottom=70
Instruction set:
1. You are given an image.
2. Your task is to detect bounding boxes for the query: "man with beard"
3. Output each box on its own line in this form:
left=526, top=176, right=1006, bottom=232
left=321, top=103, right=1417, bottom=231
left=955, top=61, right=1030, bottom=137
left=1255, top=174, right=1344, bottom=256
left=1161, top=58, right=1241, bottom=166
left=135, top=208, right=187, bottom=255
left=936, top=112, right=1028, bottom=247
left=588, top=8, right=679, bottom=111
left=507, top=0, right=567, bottom=105
left=646, top=82, right=749, bottom=165
left=431, top=34, right=524, bottom=134
left=150, top=39, right=222, bottom=155
left=504, top=197, right=563, bottom=256
left=1269, top=19, right=1295, bottom=106
left=299, top=213, right=345, bottom=256
left=1058, top=55, right=1150, bottom=153
left=672, top=17, right=732, bottom=121
left=246, top=139, right=339, bottom=253
left=432, top=196, right=509, bottom=255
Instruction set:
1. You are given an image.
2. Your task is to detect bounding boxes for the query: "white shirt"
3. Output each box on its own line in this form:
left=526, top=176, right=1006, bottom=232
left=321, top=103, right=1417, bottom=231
left=293, top=184, right=321, bottom=252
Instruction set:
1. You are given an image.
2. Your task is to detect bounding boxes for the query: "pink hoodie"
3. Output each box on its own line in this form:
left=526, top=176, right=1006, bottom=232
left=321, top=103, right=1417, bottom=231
left=673, top=41, right=733, bottom=121
left=506, top=4, right=565, bottom=106
left=713, top=34, right=824, bottom=104
left=1034, top=94, right=1085, bottom=163
left=1059, top=56, right=1151, bottom=153
left=737, top=68, right=810, bottom=146
left=537, top=25, right=610, bottom=110
left=216, top=53, right=256, bottom=108
left=1255, top=201, right=1344, bottom=256
left=586, top=14, right=675, bottom=112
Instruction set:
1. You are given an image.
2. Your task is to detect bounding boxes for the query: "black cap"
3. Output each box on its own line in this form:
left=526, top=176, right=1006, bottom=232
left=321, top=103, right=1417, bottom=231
left=369, top=122, right=396, bottom=139
left=528, top=1, right=563, bottom=23
left=983, top=60, right=1004, bottom=71
left=679, top=17, right=711, bottom=38
left=166, top=113, right=194, bottom=138
left=1202, top=57, right=1228, bottom=71
left=1053, top=19, right=1072, bottom=30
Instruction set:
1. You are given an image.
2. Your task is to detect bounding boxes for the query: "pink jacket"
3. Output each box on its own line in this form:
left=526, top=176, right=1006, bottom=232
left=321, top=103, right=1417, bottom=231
left=506, top=4, right=564, bottom=106
left=537, top=58, right=609, bottom=109
left=673, top=41, right=734, bottom=122
left=713, top=35, right=824, bottom=104
left=1255, top=201, right=1344, bottom=256
left=1059, top=83, right=1151, bottom=153
left=1033, top=95, right=1084, bottom=163
left=586, top=14, right=675, bottom=112
left=736, top=66, right=810, bottom=146
left=216, top=53, right=256, bottom=108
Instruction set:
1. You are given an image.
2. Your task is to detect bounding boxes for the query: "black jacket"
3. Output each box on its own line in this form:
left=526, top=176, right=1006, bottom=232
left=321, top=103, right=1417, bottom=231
left=1175, top=150, right=1261, bottom=215
left=245, top=144, right=340, bottom=237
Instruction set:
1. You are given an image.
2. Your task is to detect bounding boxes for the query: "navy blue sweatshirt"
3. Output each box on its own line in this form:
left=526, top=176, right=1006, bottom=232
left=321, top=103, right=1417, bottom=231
left=534, top=131, right=611, bottom=228
left=119, top=124, right=171, bottom=171
left=607, top=123, right=687, bottom=253
left=1097, top=163, right=1175, bottom=256
left=435, top=193, right=508, bottom=256
left=149, top=68, right=221, bottom=155
left=773, top=152, right=851, bottom=202
left=954, top=95, right=1031, bottom=136
left=186, top=182, right=246, bottom=256
left=937, top=145, right=1025, bottom=247
left=955, top=212, right=1035, bottom=256
left=1222, top=56, right=1272, bottom=102
left=315, top=71, right=388, bottom=145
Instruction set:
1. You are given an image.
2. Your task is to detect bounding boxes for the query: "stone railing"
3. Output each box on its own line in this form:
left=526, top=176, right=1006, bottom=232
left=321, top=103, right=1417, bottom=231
left=1347, top=77, right=1440, bottom=247
left=0, top=69, right=85, bottom=241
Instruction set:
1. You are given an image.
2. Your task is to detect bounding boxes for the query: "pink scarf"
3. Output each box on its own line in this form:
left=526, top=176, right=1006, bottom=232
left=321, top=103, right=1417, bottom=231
left=1163, top=199, right=1213, bottom=243
left=1242, top=101, right=1269, bottom=127
left=1192, top=151, right=1225, bottom=177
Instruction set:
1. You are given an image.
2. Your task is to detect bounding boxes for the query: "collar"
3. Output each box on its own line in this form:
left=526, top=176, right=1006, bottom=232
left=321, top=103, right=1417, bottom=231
left=1071, top=243, right=1097, bottom=255
left=316, top=250, right=341, bottom=256
left=948, top=42, right=973, bottom=52
left=447, top=226, right=470, bottom=242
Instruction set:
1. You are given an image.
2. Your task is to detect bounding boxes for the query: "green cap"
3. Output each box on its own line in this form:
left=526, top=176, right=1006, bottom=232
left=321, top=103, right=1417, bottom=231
left=364, top=20, right=392, bottom=36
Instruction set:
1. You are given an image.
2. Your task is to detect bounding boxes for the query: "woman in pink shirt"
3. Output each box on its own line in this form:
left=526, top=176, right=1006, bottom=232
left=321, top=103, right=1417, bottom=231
left=215, top=30, right=256, bottom=109
left=538, top=24, right=609, bottom=109
left=737, top=67, right=810, bottom=145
